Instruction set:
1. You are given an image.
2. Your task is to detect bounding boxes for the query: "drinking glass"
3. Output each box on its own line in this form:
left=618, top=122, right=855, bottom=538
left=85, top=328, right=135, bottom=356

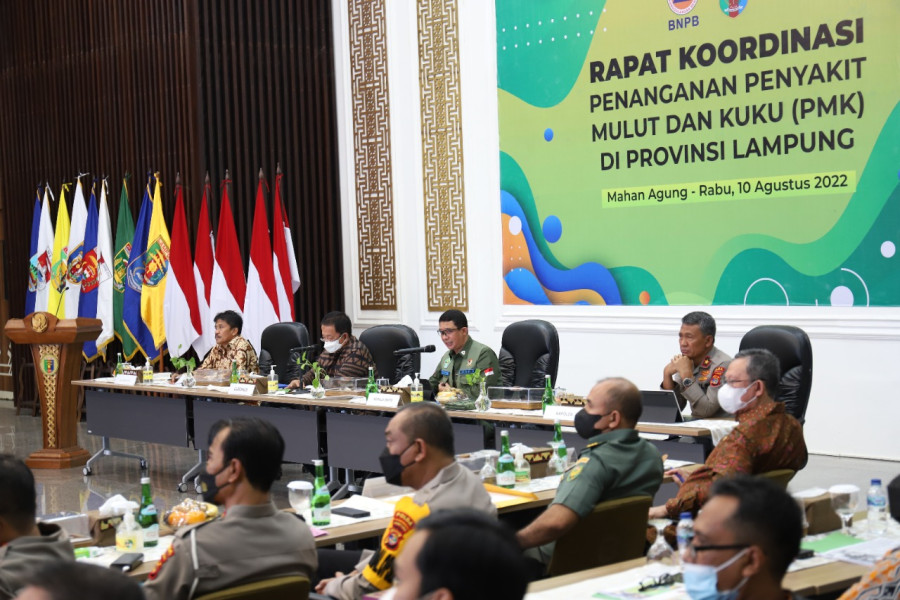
left=647, top=519, right=678, bottom=565
left=288, top=481, right=313, bottom=516
left=829, top=484, right=860, bottom=535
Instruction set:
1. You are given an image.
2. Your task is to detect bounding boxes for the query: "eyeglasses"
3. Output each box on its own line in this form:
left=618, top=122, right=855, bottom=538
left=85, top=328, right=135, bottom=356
left=437, top=328, right=459, bottom=337
left=638, top=572, right=681, bottom=591
left=683, top=540, right=749, bottom=560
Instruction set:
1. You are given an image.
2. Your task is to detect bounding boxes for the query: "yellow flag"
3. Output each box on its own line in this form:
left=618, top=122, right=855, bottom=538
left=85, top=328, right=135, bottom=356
left=140, top=175, right=171, bottom=349
left=48, top=184, right=71, bottom=317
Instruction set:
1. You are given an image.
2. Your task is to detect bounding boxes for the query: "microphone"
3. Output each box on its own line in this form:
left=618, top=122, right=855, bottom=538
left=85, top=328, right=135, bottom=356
left=291, top=343, right=320, bottom=354
left=393, top=345, right=436, bottom=356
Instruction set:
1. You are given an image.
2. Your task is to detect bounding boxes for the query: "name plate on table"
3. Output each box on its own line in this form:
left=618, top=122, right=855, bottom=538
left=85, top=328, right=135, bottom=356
left=228, top=383, right=256, bottom=396
left=366, top=393, right=401, bottom=408
left=113, top=374, right=138, bottom=386
left=543, top=404, right=580, bottom=422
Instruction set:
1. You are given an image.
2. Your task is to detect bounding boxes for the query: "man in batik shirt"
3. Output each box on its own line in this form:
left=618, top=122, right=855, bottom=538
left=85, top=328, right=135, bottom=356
left=649, top=348, right=807, bottom=519
left=197, top=310, right=259, bottom=374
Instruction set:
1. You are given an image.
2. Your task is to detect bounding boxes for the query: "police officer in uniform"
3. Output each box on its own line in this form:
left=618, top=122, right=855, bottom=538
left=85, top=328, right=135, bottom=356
left=661, top=311, right=732, bottom=418
left=516, top=378, right=663, bottom=568
left=428, top=310, right=501, bottom=400
left=143, top=418, right=316, bottom=600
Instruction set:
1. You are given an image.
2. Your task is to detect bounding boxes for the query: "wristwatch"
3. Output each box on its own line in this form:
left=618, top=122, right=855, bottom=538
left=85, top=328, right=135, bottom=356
left=681, top=377, right=694, bottom=388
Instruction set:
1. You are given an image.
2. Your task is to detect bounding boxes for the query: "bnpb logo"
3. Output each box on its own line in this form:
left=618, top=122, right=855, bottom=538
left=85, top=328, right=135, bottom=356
left=667, top=0, right=697, bottom=15
left=668, top=0, right=699, bottom=31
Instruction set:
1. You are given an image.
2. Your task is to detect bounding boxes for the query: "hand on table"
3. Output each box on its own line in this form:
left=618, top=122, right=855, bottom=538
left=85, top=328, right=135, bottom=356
left=287, top=379, right=301, bottom=390
left=648, top=505, right=669, bottom=520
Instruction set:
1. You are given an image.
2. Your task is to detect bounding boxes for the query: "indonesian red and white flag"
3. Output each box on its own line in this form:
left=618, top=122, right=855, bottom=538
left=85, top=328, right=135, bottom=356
left=242, top=173, right=281, bottom=351
left=209, top=176, right=245, bottom=318
left=192, top=178, right=216, bottom=358
left=164, top=180, right=203, bottom=358
left=64, top=177, right=89, bottom=318
left=272, top=171, right=300, bottom=321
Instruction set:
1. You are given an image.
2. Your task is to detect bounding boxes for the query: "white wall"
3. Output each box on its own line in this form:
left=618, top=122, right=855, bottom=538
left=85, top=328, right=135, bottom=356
left=332, top=1, right=900, bottom=461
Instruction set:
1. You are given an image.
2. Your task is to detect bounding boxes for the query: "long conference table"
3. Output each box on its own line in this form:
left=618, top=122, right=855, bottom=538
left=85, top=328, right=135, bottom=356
left=73, top=379, right=718, bottom=489
left=525, top=556, right=869, bottom=599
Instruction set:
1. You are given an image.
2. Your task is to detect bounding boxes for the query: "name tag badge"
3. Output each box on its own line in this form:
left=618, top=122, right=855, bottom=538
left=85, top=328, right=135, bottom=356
left=366, top=393, right=401, bottom=408
left=459, top=369, right=475, bottom=375
left=114, top=374, right=138, bottom=386
left=228, top=383, right=256, bottom=396
left=544, top=404, right=580, bottom=422
left=441, top=369, right=450, bottom=376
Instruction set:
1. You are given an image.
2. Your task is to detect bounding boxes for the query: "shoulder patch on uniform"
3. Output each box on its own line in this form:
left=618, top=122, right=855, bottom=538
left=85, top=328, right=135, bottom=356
left=567, top=465, right=584, bottom=481
left=710, top=365, right=726, bottom=387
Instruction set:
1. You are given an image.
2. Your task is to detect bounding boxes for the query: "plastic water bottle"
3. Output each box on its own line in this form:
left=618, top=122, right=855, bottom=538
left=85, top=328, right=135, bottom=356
left=676, top=511, right=694, bottom=555
left=867, top=478, right=888, bottom=535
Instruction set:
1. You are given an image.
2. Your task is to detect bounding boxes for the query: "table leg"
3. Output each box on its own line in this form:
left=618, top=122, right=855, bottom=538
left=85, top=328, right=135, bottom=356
left=82, top=436, right=147, bottom=476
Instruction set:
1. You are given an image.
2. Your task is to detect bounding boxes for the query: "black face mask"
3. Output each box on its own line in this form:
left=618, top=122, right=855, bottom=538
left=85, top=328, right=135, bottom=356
left=197, top=464, right=232, bottom=503
left=379, top=442, right=416, bottom=486
left=574, top=409, right=606, bottom=439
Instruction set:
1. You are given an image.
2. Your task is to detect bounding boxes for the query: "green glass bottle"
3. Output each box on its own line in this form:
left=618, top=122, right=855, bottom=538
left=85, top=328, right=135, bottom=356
left=137, top=476, right=158, bottom=547
left=365, top=366, right=378, bottom=399
left=230, top=360, right=238, bottom=384
left=115, top=352, right=124, bottom=375
left=541, top=374, right=554, bottom=409
left=311, top=459, right=331, bottom=526
left=496, top=430, right=515, bottom=489
left=552, top=419, right=563, bottom=445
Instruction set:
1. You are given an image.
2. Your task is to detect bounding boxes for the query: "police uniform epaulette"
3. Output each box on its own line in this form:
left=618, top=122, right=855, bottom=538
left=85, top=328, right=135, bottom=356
left=173, top=515, right=220, bottom=539
left=585, top=441, right=599, bottom=449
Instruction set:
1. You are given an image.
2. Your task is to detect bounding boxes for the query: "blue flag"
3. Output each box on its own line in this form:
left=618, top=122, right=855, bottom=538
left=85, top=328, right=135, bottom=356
left=26, top=190, right=41, bottom=314
left=81, top=183, right=101, bottom=360
left=123, top=175, right=159, bottom=362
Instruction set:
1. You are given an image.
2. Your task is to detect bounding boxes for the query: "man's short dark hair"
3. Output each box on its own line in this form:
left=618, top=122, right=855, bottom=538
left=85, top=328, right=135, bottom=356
left=25, top=562, right=144, bottom=600
left=321, top=311, right=352, bottom=335
left=599, top=377, right=642, bottom=426
left=682, top=311, right=716, bottom=338
left=710, top=474, right=801, bottom=580
left=0, top=454, right=36, bottom=533
left=214, top=310, right=243, bottom=334
left=734, top=348, right=781, bottom=397
left=438, top=309, right=467, bottom=330
left=415, top=509, right=529, bottom=600
left=207, top=418, right=284, bottom=492
left=397, top=402, right=455, bottom=457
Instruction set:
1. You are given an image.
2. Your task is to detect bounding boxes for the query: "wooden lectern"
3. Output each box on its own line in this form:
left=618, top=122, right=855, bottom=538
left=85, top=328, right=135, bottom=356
left=4, top=313, right=101, bottom=468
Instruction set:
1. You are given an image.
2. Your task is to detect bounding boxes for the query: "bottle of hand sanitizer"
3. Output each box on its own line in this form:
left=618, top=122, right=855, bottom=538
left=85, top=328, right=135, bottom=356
left=267, top=366, right=278, bottom=394
left=410, top=372, right=423, bottom=403
left=116, top=510, right=144, bottom=552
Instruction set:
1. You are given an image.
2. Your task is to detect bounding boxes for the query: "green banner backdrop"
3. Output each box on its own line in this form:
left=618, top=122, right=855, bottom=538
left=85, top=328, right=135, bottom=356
left=497, top=0, right=900, bottom=306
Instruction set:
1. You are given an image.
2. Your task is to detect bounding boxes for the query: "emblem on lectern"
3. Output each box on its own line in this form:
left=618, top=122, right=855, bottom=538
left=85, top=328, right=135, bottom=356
left=32, top=313, right=48, bottom=333
left=40, top=354, right=58, bottom=375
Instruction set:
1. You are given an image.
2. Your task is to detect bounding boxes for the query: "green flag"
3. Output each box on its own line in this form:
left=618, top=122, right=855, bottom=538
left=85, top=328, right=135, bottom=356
left=113, top=176, right=138, bottom=359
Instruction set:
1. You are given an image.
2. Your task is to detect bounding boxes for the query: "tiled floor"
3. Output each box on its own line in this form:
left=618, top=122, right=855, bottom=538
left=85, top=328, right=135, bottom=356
left=0, top=405, right=311, bottom=517
left=1, top=404, right=897, bottom=518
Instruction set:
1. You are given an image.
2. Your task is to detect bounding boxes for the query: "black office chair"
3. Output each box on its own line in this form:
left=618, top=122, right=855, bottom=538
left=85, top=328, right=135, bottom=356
left=358, top=324, right=420, bottom=384
left=259, top=322, right=311, bottom=384
left=498, top=319, right=560, bottom=387
left=738, top=325, right=813, bottom=424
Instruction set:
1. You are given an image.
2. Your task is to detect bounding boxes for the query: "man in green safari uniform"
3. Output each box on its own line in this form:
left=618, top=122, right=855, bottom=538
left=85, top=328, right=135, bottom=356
left=428, top=310, right=501, bottom=400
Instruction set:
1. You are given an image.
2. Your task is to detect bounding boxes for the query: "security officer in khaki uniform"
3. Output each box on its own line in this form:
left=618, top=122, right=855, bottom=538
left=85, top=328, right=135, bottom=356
left=428, top=309, right=501, bottom=399
left=317, top=403, right=496, bottom=600
left=516, top=378, right=664, bottom=567
left=144, top=418, right=316, bottom=600
left=661, top=311, right=732, bottom=418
